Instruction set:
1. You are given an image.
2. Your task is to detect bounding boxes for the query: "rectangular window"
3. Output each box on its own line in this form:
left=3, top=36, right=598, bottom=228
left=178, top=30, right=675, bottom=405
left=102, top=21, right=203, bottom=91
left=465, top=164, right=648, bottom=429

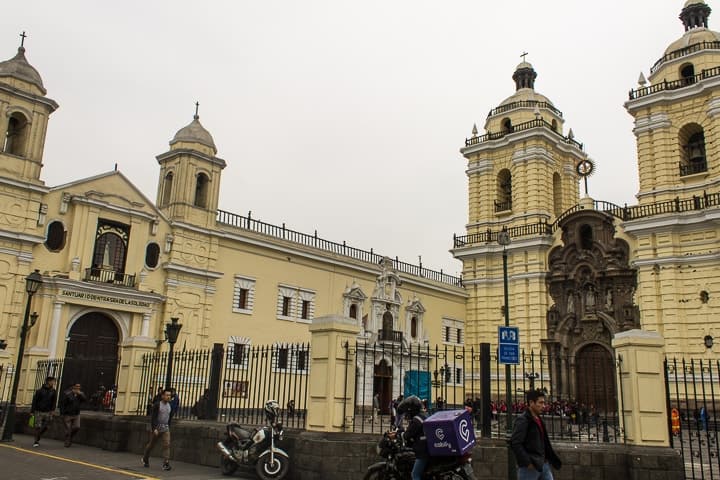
left=445, top=326, right=451, bottom=343
left=301, top=300, right=310, bottom=320
left=237, top=288, right=249, bottom=310
left=232, top=343, right=246, bottom=366
left=282, top=297, right=291, bottom=316
left=455, top=368, right=463, bottom=385
left=278, top=348, right=289, bottom=370
left=296, top=349, right=308, bottom=372
left=233, top=276, right=256, bottom=314
left=457, top=328, right=463, bottom=344
left=442, top=317, right=464, bottom=345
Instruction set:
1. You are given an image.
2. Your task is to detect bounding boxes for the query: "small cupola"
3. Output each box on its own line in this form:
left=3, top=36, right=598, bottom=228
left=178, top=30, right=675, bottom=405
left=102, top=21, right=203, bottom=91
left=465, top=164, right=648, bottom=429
left=170, top=107, right=217, bottom=155
left=0, top=45, right=46, bottom=95
left=680, top=1, right=711, bottom=31
left=512, top=61, right=537, bottom=90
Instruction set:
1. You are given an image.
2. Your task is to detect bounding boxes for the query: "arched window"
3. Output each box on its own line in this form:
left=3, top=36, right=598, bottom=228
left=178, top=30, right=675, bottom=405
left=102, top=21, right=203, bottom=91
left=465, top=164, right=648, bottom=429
left=45, top=221, right=66, bottom=251
left=161, top=172, right=173, bottom=206
left=502, top=118, right=513, bottom=134
left=552, top=173, right=563, bottom=217
left=680, top=63, right=695, bottom=85
left=679, top=123, right=707, bottom=176
left=411, top=316, right=418, bottom=339
left=194, top=172, right=209, bottom=207
left=496, top=169, right=512, bottom=212
left=3, top=112, right=29, bottom=157
left=579, top=224, right=593, bottom=250
left=349, top=304, right=358, bottom=320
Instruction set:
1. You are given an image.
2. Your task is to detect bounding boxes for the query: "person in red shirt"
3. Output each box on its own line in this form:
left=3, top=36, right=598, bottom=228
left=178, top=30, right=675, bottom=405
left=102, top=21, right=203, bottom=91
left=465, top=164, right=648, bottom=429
left=510, top=390, right=562, bottom=479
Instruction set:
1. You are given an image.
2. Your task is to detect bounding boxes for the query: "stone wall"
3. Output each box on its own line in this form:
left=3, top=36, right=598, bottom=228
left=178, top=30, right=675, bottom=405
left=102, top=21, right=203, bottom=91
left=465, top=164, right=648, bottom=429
left=17, top=412, right=683, bottom=480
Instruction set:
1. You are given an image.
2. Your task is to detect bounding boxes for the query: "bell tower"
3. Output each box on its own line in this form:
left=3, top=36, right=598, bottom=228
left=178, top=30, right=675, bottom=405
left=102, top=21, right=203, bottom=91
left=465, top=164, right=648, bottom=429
left=453, top=61, right=585, bottom=347
left=626, top=0, right=720, bottom=204
left=156, top=105, right=226, bottom=227
left=0, top=35, right=58, bottom=184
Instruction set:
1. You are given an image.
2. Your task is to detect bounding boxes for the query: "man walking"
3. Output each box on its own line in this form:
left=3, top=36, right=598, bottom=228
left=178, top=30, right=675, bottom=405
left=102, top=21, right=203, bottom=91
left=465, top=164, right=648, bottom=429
left=142, top=388, right=174, bottom=471
left=58, top=382, right=86, bottom=447
left=31, top=376, right=57, bottom=447
left=510, top=389, right=562, bottom=479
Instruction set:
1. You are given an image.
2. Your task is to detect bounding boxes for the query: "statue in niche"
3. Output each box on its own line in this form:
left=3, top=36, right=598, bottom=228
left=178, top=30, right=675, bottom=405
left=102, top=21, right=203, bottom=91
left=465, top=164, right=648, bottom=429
left=605, top=288, right=613, bottom=310
left=567, top=292, right=575, bottom=313
left=585, top=285, right=596, bottom=309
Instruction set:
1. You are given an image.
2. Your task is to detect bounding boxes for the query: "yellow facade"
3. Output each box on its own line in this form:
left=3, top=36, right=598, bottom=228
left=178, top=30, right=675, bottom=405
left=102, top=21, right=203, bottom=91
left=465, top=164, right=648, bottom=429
left=0, top=44, right=466, bottom=411
left=454, top=0, right=719, bottom=382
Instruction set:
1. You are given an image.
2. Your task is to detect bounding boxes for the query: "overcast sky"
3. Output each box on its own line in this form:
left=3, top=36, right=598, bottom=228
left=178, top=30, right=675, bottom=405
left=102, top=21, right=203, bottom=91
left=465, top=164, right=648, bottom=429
left=3, top=1, right=691, bottom=276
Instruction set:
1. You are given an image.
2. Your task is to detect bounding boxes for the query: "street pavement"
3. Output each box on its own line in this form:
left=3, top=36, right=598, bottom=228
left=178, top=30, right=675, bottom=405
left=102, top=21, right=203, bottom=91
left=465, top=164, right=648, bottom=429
left=0, top=434, right=253, bottom=480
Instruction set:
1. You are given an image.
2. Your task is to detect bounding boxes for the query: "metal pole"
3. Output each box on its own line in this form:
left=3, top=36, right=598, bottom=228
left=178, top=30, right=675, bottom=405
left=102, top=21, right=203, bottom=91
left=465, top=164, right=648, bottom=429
left=502, top=247, right=516, bottom=479
left=1, top=293, right=34, bottom=442
left=165, top=341, right=175, bottom=390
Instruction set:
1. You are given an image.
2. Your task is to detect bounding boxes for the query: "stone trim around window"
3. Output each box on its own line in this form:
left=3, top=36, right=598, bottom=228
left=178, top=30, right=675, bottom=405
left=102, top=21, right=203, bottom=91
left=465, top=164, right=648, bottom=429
left=276, top=284, right=316, bottom=323
left=233, top=275, right=256, bottom=315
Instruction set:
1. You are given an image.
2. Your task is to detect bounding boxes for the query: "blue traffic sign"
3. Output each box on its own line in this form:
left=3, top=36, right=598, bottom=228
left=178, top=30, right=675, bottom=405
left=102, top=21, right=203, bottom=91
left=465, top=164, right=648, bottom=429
left=499, top=326, right=520, bottom=365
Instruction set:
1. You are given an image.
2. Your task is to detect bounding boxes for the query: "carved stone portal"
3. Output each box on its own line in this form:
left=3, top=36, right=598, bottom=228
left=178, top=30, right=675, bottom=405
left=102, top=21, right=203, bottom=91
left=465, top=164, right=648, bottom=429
left=545, top=210, right=639, bottom=410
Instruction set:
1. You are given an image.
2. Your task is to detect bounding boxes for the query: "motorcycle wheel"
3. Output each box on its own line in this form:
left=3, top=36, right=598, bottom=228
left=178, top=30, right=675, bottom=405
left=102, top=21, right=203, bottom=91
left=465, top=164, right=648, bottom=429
left=363, top=469, right=396, bottom=480
left=220, top=455, right=238, bottom=476
left=255, top=453, right=290, bottom=480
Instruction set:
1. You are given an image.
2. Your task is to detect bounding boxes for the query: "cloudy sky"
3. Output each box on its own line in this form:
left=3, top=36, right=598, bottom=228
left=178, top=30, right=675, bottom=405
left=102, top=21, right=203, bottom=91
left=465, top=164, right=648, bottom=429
left=3, top=1, right=691, bottom=276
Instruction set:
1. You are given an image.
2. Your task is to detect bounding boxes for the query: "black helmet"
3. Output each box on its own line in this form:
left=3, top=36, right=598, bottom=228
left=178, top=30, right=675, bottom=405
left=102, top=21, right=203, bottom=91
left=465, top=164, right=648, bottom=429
left=397, top=395, right=422, bottom=417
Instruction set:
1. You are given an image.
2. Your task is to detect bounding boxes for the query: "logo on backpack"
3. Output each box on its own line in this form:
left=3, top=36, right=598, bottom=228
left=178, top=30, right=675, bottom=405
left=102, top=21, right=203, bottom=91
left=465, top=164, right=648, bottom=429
left=435, top=428, right=445, bottom=440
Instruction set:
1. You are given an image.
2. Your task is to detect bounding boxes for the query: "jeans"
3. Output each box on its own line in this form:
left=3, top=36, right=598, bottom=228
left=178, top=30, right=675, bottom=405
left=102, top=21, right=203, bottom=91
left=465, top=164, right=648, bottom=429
left=412, top=457, right=428, bottom=480
left=517, top=463, right=553, bottom=480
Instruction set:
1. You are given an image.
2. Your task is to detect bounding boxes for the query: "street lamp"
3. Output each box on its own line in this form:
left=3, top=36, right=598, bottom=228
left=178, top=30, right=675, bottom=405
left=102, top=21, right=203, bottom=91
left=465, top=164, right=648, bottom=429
left=1, top=270, right=43, bottom=442
left=164, top=317, right=182, bottom=390
left=497, top=227, right=515, bottom=479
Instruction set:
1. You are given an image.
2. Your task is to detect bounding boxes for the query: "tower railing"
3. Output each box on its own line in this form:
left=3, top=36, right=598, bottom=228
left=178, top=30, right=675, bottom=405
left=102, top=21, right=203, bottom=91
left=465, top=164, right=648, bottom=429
left=629, top=66, right=720, bottom=99
left=464, top=118, right=583, bottom=150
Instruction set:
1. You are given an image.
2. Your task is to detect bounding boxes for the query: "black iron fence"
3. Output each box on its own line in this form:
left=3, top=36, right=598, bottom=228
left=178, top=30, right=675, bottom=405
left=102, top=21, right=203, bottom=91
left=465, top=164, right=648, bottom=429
left=135, top=343, right=310, bottom=429
left=665, top=357, right=720, bottom=480
left=135, top=349, right=213, bottom=420
left=220, top=343, right=310, bottom=429
left=0, top=362, right=13, bottom=425
left=345, top=342, right=624, bottom=444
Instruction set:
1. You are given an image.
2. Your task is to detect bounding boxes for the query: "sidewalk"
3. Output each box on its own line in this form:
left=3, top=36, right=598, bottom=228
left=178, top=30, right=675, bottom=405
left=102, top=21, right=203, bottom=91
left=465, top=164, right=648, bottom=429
left=0, top=433, right=253, bottom=479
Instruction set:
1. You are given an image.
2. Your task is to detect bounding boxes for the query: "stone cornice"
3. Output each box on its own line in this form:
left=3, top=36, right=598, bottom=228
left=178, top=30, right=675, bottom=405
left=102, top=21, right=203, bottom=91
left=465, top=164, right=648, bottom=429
left=633, top=112, right=672, bottom=136
left=622, top=207, right=720, bottom=234
left=156, top=149, right=227, bottom=169
left=0, top=83, right=59, bottom=112
left=462, top=271, right=547, bottom=286
left=461, top=128, right=585, bottom=157
left=70, top=195, right=160, bottom=223
left=163, top=262, right=224, bottom=280
left=44, top=277, right=166, bottom=305
left=0, top=228, right=45, bottom=246
left=451, top=235, right=554, bottom=260
left=0, top=174, right=49, bottom=194
left=625, top=75, right=720, bottom=113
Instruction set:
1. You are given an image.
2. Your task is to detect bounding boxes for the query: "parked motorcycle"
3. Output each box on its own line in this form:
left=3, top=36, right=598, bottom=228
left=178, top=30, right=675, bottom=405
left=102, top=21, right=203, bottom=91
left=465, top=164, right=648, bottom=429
left=364, top=429, right=476, bottom=480
left=217, top=399, right=290, bottom=479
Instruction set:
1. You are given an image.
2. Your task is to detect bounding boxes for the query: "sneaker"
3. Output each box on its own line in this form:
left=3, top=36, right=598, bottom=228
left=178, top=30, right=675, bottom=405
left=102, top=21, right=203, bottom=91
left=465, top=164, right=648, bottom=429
left=162, top=462, right=172, bottom=471
left=141, top=457, right=149, bottom=468
left=32, top=442, right=39, bottom=448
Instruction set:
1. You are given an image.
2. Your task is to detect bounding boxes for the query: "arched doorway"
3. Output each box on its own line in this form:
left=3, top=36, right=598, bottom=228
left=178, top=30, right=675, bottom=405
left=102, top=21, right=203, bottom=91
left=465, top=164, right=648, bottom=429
left=63, top=312, right=119, bottom=408
left=374, top=359, right=392, bottom=414
left=575, top=343, right=616, bottom=413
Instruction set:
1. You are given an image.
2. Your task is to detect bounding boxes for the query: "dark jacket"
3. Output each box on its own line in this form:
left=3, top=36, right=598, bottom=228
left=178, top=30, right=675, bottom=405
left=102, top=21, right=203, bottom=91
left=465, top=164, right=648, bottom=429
left=510, top=410, right=561, bottom=471
left=31, top=385, right=57, bottom=413
left=58, top=389, right=86, bottom=416
left=402, top=412, right=428, bottom=459
left=149, top=400, right=174, bottom=430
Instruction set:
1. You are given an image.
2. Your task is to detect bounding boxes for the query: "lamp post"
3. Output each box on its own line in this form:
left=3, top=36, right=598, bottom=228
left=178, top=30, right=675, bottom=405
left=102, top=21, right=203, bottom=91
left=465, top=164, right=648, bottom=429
left=497, top=228, right=515, bottom=479
left=164, top=317, right=182, bottom=390
left=1, top=270, right=43, bottom=442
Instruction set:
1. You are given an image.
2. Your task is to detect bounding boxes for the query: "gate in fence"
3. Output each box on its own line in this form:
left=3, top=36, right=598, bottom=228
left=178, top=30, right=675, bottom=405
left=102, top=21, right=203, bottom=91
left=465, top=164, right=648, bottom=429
left=135, top=342, right=310, bottom=429
left=345, top=341, right=623, bottom=444
left=665, top=357, right=720, bottom=480
left=34, top=359, right=117, bottom=412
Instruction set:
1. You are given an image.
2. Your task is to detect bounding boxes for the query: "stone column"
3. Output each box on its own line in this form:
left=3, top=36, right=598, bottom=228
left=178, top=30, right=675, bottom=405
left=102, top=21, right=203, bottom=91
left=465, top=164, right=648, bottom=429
left=47, top=300, right=64, bottom=358
left=307, top=314, right=360, bottom=432
left=612, top=329, right=669, bottom=447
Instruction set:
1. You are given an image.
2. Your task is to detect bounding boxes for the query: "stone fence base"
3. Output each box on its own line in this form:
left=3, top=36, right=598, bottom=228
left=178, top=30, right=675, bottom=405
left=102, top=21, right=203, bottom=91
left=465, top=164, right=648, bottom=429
left=15, top=412, right=683, bottom=480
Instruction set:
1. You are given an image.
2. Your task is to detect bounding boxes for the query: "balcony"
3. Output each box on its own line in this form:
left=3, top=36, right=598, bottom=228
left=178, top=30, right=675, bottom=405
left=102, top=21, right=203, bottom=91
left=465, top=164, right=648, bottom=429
left=494, top=200, right=512, bottom=213
left=679, top=160, right=708, bottom=177
left=377, top=329, right=403, bottom=344
left=84, top=267, right=136, bottom=288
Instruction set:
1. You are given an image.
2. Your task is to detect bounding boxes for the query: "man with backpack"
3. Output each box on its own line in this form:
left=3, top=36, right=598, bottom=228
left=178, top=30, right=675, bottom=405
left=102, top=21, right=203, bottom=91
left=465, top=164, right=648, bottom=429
left=31, top=376, right=57, bottom=448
